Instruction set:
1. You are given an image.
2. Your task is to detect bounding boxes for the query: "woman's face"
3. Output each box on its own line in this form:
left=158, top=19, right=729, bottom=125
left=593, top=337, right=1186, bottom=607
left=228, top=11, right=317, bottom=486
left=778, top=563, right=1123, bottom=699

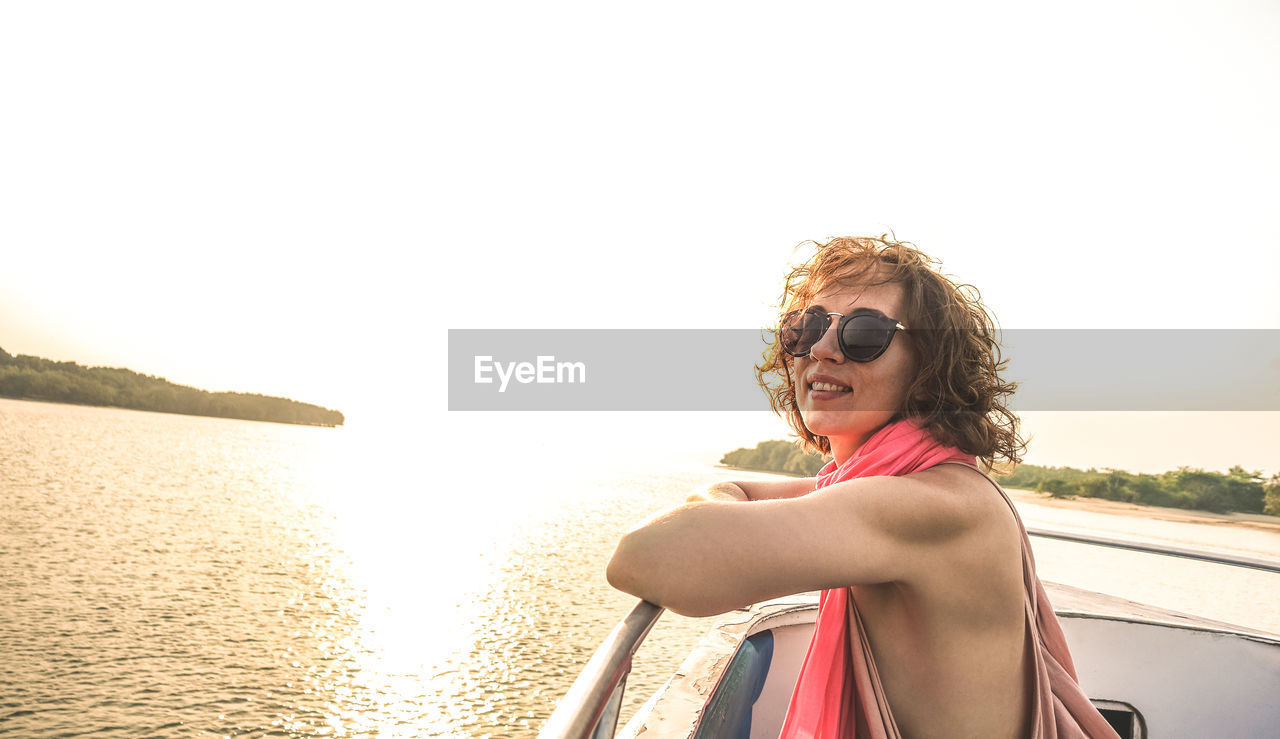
left=791, top=277, right=918, bottom=463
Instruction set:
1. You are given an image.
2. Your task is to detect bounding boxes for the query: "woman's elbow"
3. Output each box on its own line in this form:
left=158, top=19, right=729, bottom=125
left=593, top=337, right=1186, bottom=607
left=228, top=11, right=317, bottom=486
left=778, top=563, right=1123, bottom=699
left=607, top=535, right=676, bottom=610
left=606, top=535, right=732, bottom=618
left=606, top=536, right=642, bottom=598
left=606, top=510, right=681, bottom=601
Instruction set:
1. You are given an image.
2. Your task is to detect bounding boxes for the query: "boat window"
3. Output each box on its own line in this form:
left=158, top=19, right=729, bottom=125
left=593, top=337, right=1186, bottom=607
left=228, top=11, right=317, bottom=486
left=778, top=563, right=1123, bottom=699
left=693, top=631, right=775, bottom=737
left=1092, top=699, right=1145, bottom=739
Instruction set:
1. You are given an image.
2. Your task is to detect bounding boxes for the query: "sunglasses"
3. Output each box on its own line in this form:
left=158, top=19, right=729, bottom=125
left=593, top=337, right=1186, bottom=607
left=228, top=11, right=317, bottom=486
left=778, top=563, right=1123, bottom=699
left=779, top=307, right=908, bottom=362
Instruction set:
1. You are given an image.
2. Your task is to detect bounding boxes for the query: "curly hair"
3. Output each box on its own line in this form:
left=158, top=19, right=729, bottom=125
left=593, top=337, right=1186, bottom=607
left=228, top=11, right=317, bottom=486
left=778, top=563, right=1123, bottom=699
left=756, top=235, right=1026, bottom=471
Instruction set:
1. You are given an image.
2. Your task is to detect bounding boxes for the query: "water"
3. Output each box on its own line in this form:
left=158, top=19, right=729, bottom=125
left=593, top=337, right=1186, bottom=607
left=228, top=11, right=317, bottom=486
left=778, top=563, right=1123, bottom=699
left=2, top=399, right=1278, bottom=737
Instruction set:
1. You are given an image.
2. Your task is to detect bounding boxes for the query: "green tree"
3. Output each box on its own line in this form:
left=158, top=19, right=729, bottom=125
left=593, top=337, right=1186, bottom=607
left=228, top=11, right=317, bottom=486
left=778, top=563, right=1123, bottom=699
left=1036, top=478, right=1074, bottom=499
left=1264, top=474, right=1280, bottom=517
left=721, top=440, right=825, bottom=476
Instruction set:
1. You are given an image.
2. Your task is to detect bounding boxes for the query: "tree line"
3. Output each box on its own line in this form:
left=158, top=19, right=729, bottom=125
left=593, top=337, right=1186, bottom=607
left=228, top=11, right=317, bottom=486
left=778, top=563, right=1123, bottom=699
left=721, top=440, right=827, bottom=476
left=1001, top=463, right=1279, bottom=516
left=721, top=440, right=1280, bottom=516
left=0, top=347, right=344, bottom=427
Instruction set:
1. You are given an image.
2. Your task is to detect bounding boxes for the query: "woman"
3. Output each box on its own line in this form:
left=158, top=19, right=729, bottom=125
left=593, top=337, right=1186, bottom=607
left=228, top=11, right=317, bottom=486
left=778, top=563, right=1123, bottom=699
left=607, top=237, right=1119, bottom=737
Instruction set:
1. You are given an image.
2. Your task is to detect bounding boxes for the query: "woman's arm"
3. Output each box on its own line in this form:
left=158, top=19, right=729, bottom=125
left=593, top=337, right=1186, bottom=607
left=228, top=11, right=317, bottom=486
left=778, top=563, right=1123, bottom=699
left=684, top=476, right=817, bottom=503
left=608, top=468, right=998, bottom=617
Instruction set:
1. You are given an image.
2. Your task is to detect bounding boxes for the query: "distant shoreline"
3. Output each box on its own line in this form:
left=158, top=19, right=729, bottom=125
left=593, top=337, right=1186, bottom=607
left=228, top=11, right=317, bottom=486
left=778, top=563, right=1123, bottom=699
left=0, top=395, right=343, bottom=428
left=717, top=464, right=1280, bottom=532
left=0, top=347, right=343, bottom=428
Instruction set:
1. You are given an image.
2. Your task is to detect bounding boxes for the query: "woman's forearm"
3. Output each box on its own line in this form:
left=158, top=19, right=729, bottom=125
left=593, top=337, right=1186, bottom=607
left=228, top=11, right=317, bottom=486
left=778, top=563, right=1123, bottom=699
left=609, top=477, right=817, bottom=612
left=722, top=476, right=817, bottom=501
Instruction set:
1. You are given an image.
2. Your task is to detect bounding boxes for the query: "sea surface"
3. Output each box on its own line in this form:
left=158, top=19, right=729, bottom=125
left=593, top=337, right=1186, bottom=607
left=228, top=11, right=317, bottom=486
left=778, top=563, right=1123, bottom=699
left=2, top=398, right=1278, bottom=737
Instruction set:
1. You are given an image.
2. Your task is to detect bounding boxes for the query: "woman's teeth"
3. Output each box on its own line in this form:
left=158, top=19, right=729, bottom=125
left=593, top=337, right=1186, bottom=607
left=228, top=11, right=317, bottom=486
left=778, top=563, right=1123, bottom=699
left=811, top=382, right=850, bottom=392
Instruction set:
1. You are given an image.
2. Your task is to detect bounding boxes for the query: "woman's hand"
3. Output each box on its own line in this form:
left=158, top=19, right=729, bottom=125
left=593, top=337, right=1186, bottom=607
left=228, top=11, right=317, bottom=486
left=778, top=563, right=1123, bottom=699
left=685, top=477, right=817, bottom=503
left=685, top=483, right=750, bottom=503
left=682, top=477, right=818, bottom=504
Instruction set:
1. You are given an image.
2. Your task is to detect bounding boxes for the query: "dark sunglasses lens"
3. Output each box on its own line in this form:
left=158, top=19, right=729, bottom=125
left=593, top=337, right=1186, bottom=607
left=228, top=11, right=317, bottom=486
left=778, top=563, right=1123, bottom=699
left=781, top=310, right=827, bottom=355
left=840, top=314, right=895, bottom=361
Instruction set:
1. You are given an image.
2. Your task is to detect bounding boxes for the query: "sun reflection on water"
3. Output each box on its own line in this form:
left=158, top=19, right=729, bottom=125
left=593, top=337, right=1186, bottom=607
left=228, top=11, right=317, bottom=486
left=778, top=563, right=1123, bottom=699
left=273, top=425, right=701, bottom=736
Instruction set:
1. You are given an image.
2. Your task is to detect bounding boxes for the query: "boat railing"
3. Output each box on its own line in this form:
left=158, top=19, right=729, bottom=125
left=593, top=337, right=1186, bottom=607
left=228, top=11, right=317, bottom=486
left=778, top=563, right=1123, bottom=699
left=539, top=599, right=665, bottom=739
left=1024, top=527, right=1280, bottom=574
left=541, top=529, right=1279, bottom=738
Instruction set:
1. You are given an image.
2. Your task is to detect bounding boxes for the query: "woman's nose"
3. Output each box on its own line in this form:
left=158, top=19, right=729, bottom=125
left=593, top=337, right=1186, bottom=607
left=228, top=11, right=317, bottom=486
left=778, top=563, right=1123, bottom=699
left=808, top=319, right=844, bottom=363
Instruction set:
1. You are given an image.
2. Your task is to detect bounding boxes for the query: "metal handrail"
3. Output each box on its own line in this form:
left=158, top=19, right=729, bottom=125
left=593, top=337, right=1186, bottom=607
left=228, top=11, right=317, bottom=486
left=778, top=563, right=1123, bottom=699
left=540, top=599, right=665, bottom=738
left=1025, top=527, right=1280, bottom=574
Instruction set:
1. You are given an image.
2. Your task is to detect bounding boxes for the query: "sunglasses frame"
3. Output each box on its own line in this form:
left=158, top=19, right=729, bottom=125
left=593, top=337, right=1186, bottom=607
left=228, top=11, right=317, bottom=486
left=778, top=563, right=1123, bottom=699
left=779, top=307, right=908, bottom=362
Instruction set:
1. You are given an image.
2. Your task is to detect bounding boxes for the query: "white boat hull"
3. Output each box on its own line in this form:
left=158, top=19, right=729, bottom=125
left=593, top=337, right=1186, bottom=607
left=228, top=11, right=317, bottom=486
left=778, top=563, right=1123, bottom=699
left=619, top=583, right=1280, bottom=739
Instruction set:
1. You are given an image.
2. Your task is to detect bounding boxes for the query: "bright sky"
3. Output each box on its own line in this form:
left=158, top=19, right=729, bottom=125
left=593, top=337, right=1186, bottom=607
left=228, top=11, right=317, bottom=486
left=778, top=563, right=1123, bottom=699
left=3, top=1, right=1278, bottom=474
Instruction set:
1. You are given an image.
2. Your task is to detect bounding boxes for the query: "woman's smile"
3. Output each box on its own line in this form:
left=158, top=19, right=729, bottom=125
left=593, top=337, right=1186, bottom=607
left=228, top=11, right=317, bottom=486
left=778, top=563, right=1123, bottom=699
left=806, top=372, right=854, bottom=400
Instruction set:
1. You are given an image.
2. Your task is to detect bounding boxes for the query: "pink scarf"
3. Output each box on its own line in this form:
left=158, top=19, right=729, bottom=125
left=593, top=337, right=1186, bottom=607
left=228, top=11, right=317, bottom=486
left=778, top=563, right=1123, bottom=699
left=779, top=417, right=976, bottom=738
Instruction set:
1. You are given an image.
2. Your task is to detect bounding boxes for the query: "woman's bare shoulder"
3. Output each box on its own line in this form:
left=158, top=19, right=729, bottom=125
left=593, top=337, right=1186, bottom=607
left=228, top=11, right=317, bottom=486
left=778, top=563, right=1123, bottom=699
left=907, top=463, right=1011, bottom=512
left=904, top=464, right=1024, bottom=563
left=902, top=465, right=1026, bottom=606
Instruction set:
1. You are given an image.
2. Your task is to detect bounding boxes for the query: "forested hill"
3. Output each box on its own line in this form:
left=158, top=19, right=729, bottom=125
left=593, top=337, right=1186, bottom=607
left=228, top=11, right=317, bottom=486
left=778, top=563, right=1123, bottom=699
left=0, top=347, right=344, bottom=427
left=721, top=440, right=827, bottom=476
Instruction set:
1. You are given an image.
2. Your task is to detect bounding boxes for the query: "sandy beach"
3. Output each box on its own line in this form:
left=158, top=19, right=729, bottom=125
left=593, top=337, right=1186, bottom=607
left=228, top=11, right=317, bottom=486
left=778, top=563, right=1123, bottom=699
left=1002, top=486, right=1280, bottom=533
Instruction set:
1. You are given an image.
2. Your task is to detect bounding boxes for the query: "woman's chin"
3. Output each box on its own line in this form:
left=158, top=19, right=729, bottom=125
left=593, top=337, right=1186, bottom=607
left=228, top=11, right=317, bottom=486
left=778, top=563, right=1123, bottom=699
left=802, top=409, right=894, bottom=440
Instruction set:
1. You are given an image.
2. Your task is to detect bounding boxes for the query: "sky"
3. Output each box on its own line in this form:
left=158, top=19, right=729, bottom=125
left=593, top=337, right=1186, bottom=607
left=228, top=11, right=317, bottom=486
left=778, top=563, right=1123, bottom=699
left=2, top=1, right=1279, bottom=474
